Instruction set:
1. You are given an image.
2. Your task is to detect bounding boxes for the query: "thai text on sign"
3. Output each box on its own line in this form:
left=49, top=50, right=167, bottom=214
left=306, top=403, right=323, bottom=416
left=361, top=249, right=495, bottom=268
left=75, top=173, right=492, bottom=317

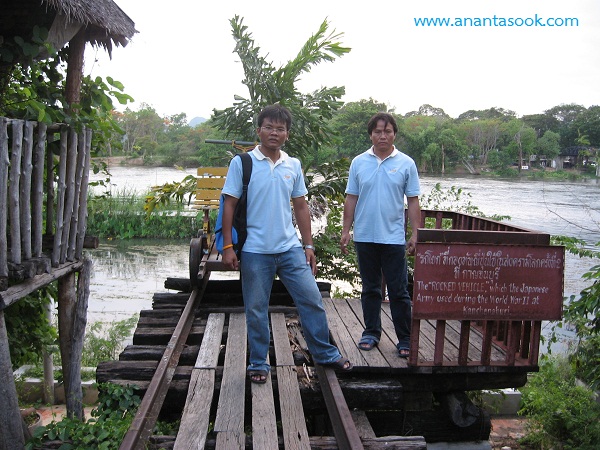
left=413, top=243, right=564, bottom=321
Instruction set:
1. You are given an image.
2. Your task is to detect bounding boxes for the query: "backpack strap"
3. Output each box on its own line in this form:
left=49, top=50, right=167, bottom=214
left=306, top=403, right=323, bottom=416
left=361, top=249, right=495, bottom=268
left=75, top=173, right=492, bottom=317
left=238, top=152, right=252, bottom=187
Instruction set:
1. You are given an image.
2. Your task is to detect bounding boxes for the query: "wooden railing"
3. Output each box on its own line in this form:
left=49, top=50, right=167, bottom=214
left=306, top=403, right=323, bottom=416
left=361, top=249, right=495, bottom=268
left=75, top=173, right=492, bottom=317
left=409, top=210, right=564, bottom=369
left=0, top=117, right=92, bottom=295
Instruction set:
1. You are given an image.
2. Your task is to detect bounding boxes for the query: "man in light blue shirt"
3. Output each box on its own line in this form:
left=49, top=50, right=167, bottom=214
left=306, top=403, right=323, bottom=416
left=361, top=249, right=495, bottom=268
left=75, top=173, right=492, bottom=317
left=221, top=105, right=352, bottom=383
left=341, top=112, right=421, bottom=358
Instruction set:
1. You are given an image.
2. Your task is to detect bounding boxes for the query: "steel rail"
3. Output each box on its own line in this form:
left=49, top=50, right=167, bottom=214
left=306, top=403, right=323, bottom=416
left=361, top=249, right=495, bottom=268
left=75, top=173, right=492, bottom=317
left=119, top=272, right=211, bottom=450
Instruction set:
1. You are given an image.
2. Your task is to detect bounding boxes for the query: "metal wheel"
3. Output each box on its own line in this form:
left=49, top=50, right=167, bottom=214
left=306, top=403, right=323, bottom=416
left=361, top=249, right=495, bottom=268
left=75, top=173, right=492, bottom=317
left=189, top=238, right=202, bottom=287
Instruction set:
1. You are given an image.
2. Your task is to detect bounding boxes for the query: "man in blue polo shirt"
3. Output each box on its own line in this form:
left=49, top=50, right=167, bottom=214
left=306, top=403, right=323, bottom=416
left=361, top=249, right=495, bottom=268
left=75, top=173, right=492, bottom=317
left=340, top=112, right=421, bottom=358
left=220, top=104, right=352, bottom=383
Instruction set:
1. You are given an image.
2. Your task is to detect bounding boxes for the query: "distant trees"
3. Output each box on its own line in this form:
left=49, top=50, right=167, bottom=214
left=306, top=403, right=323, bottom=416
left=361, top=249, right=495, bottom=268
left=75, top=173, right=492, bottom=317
left=105, top=100, right=599, bottom=175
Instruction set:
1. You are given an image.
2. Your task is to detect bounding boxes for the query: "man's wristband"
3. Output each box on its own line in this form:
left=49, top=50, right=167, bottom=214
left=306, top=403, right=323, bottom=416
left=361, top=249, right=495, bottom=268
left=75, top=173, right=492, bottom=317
left=303, top=244, right=315, bottom=251
left=222, top=244, right=234, bottom=251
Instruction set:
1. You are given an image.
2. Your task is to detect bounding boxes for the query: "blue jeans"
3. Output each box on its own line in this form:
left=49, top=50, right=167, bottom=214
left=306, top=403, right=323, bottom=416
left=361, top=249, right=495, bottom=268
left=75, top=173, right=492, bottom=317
left=354, top=242, right=412, bottom=349
left=240, top=247, right=342, bottom=372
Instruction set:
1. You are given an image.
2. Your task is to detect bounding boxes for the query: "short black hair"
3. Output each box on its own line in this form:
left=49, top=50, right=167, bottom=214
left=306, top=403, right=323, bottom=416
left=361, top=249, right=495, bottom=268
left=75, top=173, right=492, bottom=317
left=367, top=112, right=398, bottom=135
left=257, top=104, right=292, bottom=130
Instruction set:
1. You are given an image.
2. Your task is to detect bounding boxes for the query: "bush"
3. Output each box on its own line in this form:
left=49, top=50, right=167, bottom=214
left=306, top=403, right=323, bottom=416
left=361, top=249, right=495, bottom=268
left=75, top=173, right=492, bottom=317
left=87, top=189, right=200, bottom=239
left=26, top=383, right=141, bottom=450
left=519, top=355, right=600, bottom=449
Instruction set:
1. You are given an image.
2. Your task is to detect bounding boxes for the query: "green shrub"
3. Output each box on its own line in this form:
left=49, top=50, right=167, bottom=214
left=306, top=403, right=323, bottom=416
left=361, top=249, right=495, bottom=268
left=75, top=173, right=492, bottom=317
left=87, top=189, right=200, bottom=239
left=26, top=383, right=141, bottom=450
left=519, top=355, right=600, bottom=449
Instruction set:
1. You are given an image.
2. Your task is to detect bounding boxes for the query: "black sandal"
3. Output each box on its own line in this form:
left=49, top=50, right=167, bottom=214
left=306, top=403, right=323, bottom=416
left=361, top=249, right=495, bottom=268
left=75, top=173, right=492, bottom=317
left=322, top=356, right=353, bottom=372
left=248, top=369, right=269, bottom=384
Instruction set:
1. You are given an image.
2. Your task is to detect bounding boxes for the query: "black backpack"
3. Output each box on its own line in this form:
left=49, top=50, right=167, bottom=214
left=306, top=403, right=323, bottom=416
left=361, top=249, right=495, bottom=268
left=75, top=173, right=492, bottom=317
left=214, top=153, right=252, bottom=258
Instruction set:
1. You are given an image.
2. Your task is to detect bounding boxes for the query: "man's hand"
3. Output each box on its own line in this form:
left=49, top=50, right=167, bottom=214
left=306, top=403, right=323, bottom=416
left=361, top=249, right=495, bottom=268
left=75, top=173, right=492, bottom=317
left=222, top=247, right=239, bottom=270
left=305, top=247, right=317, bottom=276
left=406, top=235, right=417, bottom=256
left=340, top=231, right=352, bottom=255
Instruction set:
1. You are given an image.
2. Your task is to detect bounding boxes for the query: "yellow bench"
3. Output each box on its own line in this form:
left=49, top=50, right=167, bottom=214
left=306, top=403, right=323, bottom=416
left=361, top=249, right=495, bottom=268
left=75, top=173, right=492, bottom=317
left=189, top=166, right=240, bottom=286
left=192, top=167, right=229, bottom=236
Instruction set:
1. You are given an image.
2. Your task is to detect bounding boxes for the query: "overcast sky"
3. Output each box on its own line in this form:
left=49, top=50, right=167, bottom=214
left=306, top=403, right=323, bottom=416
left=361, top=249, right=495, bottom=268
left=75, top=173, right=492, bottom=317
left=85, top=0, right=600, bottom=121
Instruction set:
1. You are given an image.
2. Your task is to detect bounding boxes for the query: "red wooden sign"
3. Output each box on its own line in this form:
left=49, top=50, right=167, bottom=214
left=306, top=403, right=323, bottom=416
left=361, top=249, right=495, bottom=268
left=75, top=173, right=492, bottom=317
left=413, top=243, right=564, bottom=321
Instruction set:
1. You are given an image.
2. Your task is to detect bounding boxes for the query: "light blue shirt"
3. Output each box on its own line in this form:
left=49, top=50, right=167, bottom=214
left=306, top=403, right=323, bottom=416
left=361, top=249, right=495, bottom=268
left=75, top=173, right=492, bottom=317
left=222, top=147, right=307, bottom=254
left=346, top=146, right=421, bottom=245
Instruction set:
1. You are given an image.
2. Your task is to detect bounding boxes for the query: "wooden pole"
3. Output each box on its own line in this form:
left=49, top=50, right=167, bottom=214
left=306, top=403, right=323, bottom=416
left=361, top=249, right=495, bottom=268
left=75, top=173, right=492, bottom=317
left=45, top=135, right=55, bottom=237
left=67, top=130, right=86, bottom=261
left=32, top=122, right=47, bottom=257
left=66, top=258, right=91, bottom=420
left=0, top=311, right=26, bottom=449
left=0, top=117, right=9, bottom=282
left=58, top=272, right=75, bottom=414
left=52, top=127, right=68, bottom=267
left=20, top=120, right=34, bottom=260
left=75, top=129, right=92, bottom=259
left=9, top=120, right=23, bottom=265
left=60, top=129, right=77, bottom=263
left=42, top=298, right=55, bottom=405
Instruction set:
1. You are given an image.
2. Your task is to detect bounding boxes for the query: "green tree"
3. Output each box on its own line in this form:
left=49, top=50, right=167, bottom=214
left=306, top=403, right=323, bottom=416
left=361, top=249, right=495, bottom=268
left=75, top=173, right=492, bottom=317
left=536, top=130, right=561, bottom=163
left=329, top=98, right=389, bottom=159
left=211, top=15, right=350, bottom=168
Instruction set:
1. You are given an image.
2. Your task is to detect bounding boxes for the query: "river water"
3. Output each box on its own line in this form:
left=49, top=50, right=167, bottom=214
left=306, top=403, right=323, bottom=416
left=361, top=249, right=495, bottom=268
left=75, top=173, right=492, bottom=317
left=86, top=165, right=599, bottom=352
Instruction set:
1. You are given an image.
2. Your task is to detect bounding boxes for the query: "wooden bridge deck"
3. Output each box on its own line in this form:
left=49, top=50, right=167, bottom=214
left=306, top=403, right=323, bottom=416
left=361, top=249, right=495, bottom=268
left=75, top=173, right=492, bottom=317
left=324, top=297, right=507, bottom=372
left=99, top=279, right=530, bottom=447
left=173, top=309, right=427, bottom=449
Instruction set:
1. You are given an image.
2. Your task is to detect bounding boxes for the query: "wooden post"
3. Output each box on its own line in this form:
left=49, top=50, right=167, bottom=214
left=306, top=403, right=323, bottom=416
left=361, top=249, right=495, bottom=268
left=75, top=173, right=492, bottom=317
left=0, top=117, right=9, bottom=283
left=9, top=120, right=23, bottom=265
left=67, top=130, right=86, bottom=261
left=60, top=129, right=77, bottom=263
left=52, top=127, right=68, bottom=267
left=42, top=298, right=55, bottom=405
left=20, top=120, right=34, bottom=260
left=65, top=29, right=85, bottom=107
left=32, top=122, right=47, bottom=257
left=45, top=134, right=54, bottom=237
left=0, top=311, right=26, bottom=449
left=75, top=129, right=92, bottom=259
left=66, top=258, right=91, bottom=419
left=58, top=271, right=76, bottom=416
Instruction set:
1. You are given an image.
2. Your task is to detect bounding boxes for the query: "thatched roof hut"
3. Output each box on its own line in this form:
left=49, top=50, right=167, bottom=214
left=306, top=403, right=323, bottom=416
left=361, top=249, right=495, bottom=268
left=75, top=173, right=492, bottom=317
left=1, top=0, right=137, bottom=55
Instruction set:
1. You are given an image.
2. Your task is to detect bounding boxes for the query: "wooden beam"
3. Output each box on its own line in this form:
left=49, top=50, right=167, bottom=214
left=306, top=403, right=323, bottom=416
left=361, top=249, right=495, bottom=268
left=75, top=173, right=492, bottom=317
left=0, top=311, right=26, bottom=449
left=0, top=261, right=83, bottom=310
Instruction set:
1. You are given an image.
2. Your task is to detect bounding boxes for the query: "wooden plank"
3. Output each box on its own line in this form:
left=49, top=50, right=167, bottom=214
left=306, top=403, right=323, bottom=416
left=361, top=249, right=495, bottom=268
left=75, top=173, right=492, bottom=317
left=195, top=313, right=225, bottom=368
left=379, top=302, right=410, bottom=368
left=322, top=298, right=369, bottom=368
left=339, top=299, right=390, bottom=368
left=277, top=365, right=311, bottom=450
left=174, top=369, right=216, bottom=450
left=197, top=167, right=228, bottom=177
left=250, top=367, right=278, bottom=450
left=350, top=410, right=376, bottom=439
left=194, top=189, right=221, bottom=201
left=215, top=432, right=245, bottom=449
left=271, top=313, right=294, bottom=366
left=196, top=177, right=226, bottom=189
left=434, top=320, right=446, bottom=366
left=214, top=313, right=247, bottom=441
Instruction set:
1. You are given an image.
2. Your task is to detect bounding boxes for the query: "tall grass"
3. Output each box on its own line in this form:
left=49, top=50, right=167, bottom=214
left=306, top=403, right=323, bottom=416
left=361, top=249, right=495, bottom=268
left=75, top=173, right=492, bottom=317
left=87, top=188, right=201, bottom=239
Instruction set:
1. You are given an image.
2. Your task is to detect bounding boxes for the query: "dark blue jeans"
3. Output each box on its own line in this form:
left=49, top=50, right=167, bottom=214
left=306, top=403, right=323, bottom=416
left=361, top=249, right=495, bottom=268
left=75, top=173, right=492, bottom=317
left=355, top=242, right=412, bottom=349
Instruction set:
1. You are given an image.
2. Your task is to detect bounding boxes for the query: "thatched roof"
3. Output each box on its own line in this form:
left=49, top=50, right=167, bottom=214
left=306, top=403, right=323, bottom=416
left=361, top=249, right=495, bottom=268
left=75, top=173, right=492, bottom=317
left=1, top=0, right=137, bottom=55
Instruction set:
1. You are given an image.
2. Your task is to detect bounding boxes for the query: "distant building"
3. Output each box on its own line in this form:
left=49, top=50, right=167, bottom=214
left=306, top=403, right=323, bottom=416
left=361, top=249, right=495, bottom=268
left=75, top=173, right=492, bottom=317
left=552, top=146, right=597, bottom=171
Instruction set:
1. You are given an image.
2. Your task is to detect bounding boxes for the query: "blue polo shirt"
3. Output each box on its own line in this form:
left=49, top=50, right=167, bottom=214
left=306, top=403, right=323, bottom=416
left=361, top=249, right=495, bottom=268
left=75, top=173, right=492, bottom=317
left=222, top=147, right=306, bottom=254
left=346, top=146, right=421, bottom=245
